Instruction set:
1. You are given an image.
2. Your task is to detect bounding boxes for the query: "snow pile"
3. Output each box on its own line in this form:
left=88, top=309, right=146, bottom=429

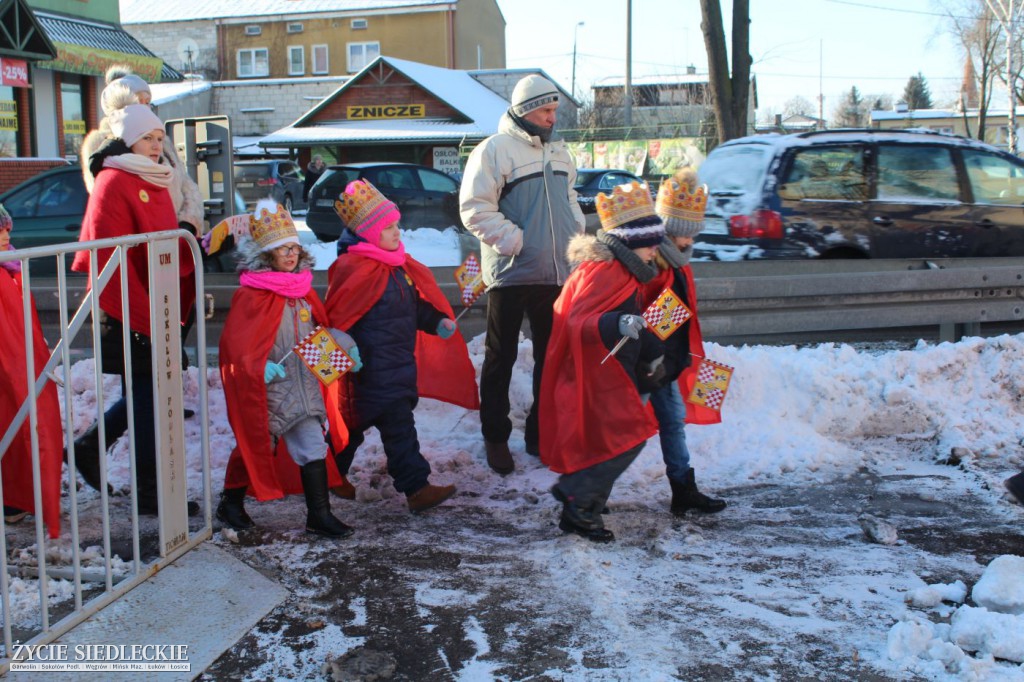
left=888, top=555, right=1024, bottom=677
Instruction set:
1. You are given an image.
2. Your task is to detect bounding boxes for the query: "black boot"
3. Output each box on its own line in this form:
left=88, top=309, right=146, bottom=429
left=1006, top=472, right=1024, bottom=505
left=68, top=424, right=106, bottom=493
left=300, top=460, right=354, bottom=538
left=669, top=468, right=726, bottom=515
left=216, top=487, right=255, bottom=530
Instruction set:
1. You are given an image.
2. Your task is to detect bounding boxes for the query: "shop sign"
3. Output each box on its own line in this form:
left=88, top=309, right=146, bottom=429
left=63, top=120, right=86, bottom=135
left=0, top=58, right=29, bottom=87
left=347, top=104, right=425, bottom=120
left=38, top=44, right=163, bottom=83
left=433, top=147, right=460, bottom=175
left=0, top=101, right=17, bottom=131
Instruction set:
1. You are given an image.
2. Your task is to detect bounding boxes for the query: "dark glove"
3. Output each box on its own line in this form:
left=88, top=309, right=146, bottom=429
left=643, top=355, right=666, bottom=385
left=618, top=314, right=647, bottom=340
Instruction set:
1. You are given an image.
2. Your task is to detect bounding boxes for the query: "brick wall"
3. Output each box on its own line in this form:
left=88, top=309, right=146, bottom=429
left=0, top=159, right=71, bottom=193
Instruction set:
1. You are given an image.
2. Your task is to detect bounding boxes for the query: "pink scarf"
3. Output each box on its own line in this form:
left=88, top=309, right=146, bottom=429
left=348, top=241, right=406, bottom=267
left=0, top=244, right=20, bottom=273
left=239, top=269, right=313, bottom=298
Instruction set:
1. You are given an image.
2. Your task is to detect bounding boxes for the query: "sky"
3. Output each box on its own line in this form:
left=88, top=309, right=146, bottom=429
left=6, top=227, right=1024, bottom=678
left=498, top=0, right=972, bottom=120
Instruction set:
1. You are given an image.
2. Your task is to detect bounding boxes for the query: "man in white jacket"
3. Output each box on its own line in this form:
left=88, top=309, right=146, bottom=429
left=459, top=74, right=585, bottom=475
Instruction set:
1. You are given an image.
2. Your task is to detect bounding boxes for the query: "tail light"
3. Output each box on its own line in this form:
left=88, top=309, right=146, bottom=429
left=256, top=177, right=278, bottom=187
left=728, top=209, right=783, bottom=239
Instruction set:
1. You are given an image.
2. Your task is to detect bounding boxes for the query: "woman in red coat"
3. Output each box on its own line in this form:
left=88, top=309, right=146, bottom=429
left=71, top=104, right=196, bottom=516
left=0, top=204, right=63, bottom=538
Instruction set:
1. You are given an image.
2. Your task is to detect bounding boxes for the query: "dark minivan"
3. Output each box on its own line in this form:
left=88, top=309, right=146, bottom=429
left=696, top=129, right=1024, bottom=260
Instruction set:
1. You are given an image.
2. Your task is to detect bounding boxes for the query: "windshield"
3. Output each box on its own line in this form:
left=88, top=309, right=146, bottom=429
left=698, top=145, right=770, bottom=193
left=574, top=170, right=603, bottom=187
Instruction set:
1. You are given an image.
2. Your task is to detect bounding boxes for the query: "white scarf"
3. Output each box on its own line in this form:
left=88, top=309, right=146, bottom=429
left=102, top=153, right=173, bottom=188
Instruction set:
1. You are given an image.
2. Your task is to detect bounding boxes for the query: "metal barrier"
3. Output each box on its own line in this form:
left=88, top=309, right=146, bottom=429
left=0, top=230, right=212, bottom=673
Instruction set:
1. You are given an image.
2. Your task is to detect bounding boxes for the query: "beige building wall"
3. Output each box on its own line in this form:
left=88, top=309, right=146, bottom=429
left=872, top=112, right=1017, bottom=149
left=213, top=78, right=347, bottom=136
left=124, top=20, right=219, bottom=78
left=220, top=12, right=451, bottom=79
left=453, top=0, right=506, bottom=70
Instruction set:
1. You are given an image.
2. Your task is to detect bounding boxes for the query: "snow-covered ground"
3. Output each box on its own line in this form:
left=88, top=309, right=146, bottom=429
left=9, top=330, right=1018, bottom=680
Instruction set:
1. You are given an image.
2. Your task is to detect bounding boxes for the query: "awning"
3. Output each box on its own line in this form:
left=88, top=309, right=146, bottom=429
left=32, top=12, right=181, bottom=83
left=0, top=0, right=57, bottom=62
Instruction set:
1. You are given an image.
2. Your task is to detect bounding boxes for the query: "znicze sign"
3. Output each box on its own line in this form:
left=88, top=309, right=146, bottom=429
left=347, top=104, right=425, bottom=120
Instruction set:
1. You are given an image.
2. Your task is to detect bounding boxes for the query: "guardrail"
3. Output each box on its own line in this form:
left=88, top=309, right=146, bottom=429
left=28, top=257, right=1024, bottom=349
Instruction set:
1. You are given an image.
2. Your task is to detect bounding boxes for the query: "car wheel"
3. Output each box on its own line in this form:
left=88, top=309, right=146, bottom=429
left=284, top=194, right=294, bottom=213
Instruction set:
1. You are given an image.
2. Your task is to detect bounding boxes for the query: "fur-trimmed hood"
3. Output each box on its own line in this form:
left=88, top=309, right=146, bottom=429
left=566, top=232, right=657, bottom=283
left=566, top=233, right=613, bottom=268
left=236, top=235, right=315, bottom=273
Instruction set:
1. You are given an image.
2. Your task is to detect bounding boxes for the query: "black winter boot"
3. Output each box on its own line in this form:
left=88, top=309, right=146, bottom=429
left=67, top=424, right=107, bottom=493
left=300, top=460, right=354, bottom=538
left=216, top=487, right=255, bottom=530
left=669, top=468, right=727, bottom=515
left=1006, top=471, right=1024, bottom=505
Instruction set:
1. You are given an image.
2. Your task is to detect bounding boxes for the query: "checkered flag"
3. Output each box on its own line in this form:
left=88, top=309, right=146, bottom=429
left=686, top=357, right=734, bottom=413
left=454, top=253, right=486, bottom=308
left=642, top=287, right=692, bottom=341
left=293, top=327, right=353, bottom=386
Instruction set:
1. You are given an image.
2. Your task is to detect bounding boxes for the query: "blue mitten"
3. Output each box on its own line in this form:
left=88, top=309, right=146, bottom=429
left=437, top=318, right=457, bottom=339
left=263, top=361, right=286, bottom=384
left=347, top=345, right=363, bottom=372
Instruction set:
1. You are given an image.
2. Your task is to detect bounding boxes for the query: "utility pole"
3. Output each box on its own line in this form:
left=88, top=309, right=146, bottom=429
left=624, top=0, right=633, bottom=129
left=572, top=21, right=584, bottom=101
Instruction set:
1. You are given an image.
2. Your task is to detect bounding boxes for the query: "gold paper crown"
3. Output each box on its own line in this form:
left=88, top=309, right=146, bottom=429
left=656, top=179, right=708, bottom=222
left=333, top=179, right=391, bottom=232
left=595, top=181, right=657, bottom=231
left=250, top=203, right=297, bottom=251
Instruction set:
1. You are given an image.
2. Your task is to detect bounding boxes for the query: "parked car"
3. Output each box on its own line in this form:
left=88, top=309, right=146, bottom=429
left=306, top=162, right=464, bottom=240
left=573, top=169, right=646, bottom=233
left=696, top=128, right=1024, bottom=260
left=0, top=164, right=237, bottom=274
left=233, top=159, right=307, bottom=214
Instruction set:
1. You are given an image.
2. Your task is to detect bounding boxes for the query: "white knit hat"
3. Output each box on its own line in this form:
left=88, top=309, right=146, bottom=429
left=511, top=75, right=559, bottom=116
left=107, top=104, right=164, bottom=147
left=100, top=75, right=151, bottom=115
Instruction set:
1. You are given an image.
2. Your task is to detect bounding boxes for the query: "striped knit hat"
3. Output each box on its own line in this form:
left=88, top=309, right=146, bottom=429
left=334, top=180, right=401, bottom=245
left=595, top=181, right=665, bottom=249
left=510, top=75, right=559, bottom=117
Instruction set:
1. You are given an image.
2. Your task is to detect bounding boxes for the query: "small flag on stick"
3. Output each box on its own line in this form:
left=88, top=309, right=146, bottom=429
left=642, top=287, right=692, bottom=340
left=453, top=253, right=486, bottom=321
left=686, top=358, right=734, bottom=412
left=292, top=326, right=354, bottom=386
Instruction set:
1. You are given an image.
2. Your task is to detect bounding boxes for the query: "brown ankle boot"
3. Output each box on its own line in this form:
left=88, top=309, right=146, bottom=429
left=330, top=475, right=356, bottom=500
left=407, top=483, right=456, bottom=513
left=484, top=441, right=514, bottom=475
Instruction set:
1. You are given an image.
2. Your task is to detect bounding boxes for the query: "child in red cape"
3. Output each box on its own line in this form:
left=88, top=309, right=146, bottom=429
left=0, top=203, right=63, bottom=538
left=217, top=200, right=353, bottom=538
left=325, top=180, right=478, bottom=514
left=646, top=169, right=727, bottom=515
left=540, top=181, right=667, bottom=543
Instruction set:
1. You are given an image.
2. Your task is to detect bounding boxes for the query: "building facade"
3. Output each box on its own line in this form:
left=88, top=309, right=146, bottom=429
left=122, top=0, right=506, bottom=81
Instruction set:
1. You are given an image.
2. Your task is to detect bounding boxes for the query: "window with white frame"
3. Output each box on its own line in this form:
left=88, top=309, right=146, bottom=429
left=288, top=46, right=305, bottom=76
left=312, top=44, right=329, bottom=75
left=287, top=22, right=303, bottom=34
left=351, top=18, right=368, bottom=29
left=244, top=25, right=262, bottom=36
left=238, top=48, right=269, bottom=78
left=347, top=41, right=379, bottom=73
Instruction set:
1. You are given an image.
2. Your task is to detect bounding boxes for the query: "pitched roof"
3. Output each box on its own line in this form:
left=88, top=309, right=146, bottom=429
left=263, top=56, right=509, bottom=146
left=120, top=0, right=454, bottom=23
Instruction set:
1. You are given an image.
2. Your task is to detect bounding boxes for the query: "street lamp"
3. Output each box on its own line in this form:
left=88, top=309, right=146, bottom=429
left=571, top=21, right=585, bottom=101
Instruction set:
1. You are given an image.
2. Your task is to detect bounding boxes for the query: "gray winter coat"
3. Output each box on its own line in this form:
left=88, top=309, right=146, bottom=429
left=459, top=112, right=585, bottom=288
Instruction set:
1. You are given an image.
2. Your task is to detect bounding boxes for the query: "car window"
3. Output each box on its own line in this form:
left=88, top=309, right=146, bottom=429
left=779, top=146, right=867, bottom=201
left=374, top=168, right=416, bottom=190
left=600, top=173, right=636, bottom=189
left=36, top=173, right=87, bottom=217
left=698, top=145, right=770, bottom=193
left=574, top=170, right=601, bottom=188
left=234, top=165, right=271, bottom=181
left=876, top=145, right=959, bottom=201
left=4, top=180, right=43, bottom=218
left=962, top=149, right=1024, bottom=205
left=417, top=168, right=457, bottom=193
left=279, top=163, right=301, bottom=180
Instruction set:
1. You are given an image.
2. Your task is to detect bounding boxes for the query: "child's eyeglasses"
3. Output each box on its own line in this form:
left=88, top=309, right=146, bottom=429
left=274, top=244, right=301, bottom=255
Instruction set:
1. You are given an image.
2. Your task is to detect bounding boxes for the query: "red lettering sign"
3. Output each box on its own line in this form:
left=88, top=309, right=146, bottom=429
left=0, top=58, right=29, bottom=87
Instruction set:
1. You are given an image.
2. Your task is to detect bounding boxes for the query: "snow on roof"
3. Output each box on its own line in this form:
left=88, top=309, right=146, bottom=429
left=595, top=73, right=710, bottom=88
left=233, top=135, right=289, bottom=156
left=871, top=109, right=959, bottom=121
left=120, top=0, right=452, bottom=23
left=275, top=56, right=510, bottom=146
left=149, top=79, right=213, bottom=106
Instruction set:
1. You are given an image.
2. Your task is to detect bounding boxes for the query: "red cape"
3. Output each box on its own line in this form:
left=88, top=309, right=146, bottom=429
left=324, top=253, right=479, bottom=413
left=219, top=286, right=348, bottom=501
left=0, top=270, right=63, bottom=538
left=539, top=260, right=658, bottom=475
left=646, top=265, right=722, bottom=426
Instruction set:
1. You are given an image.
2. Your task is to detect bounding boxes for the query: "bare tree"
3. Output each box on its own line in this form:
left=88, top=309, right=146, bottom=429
left=700, top=0, right=752, bottom=144
left=985, top=0, right=1024, bottom=152
left=783, top=95, right=815, bottom=118
left=938, top=0, right=1000, bottom=140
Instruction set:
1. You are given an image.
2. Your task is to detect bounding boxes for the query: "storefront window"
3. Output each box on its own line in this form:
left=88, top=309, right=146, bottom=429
left=0, top=85, right=17, bottom=158
left=61, top=76, right=86, bottom=162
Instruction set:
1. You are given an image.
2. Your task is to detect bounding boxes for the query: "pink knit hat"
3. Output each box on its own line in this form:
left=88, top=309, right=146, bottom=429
left=333, top=180, right=401, bottom=246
